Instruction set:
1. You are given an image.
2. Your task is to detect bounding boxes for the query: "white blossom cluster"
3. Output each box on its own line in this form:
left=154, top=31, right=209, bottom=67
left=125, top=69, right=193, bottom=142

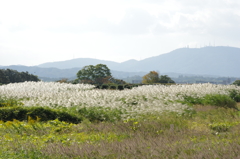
left=0, top=82, right=239, bottom=118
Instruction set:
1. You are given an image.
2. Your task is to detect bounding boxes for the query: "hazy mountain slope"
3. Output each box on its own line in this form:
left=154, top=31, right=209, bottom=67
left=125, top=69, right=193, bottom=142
left=0, top=65, right=148, bottom=80
left=35, top=46, right=240, bottom=77
left=0, top=65, right=80, bottom=78
left=2, top=46, right=240, bottom=78
left=135, top=46, right=240, bottom=76
left=37, top=58, right=120, bottom=69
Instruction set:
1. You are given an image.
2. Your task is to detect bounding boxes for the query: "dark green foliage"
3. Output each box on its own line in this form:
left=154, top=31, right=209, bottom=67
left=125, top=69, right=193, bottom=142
left=0, top=69, right=40, bottom=84
left=101, top=84, right=109, bottom=89
left=202, top=94, right=237, bottom=109
left=0, top=107, right=82, bottom=123
left=76, top=64, right=111, bottom=84
left=179, top=95, right=203, bottom=106
left=229, top=89, right=240, bottom=102
left=178, top=94, right=238, bottom=110
left=0, top=69, right=10, bottom=84
left=118, top=85, right=124, bottom=90
left=232, top=80, right=240, bottom=86
left=108, top=77, right=127, bottom=84
left=123, top=84, right=131, bottom=89
left=109, top=85, right=117, bottom=90
left=142, top=71, right=175, bottom=84
left=0, top=98, right=123, bottom=123
left=57, top=111, right=83, bottom=124
left=0, top=107, right=28, bottom=121
left=76, top=107, right=123, bottom=122
left=94, top=84, right=141, bottom=90
left=159, top=75, right=175, bottom=84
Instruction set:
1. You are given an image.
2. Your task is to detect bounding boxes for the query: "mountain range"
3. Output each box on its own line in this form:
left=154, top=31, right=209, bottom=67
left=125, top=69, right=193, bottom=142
left=1, top=46, right=240, bottom=80
left=37, top=46, right=240, bottom=77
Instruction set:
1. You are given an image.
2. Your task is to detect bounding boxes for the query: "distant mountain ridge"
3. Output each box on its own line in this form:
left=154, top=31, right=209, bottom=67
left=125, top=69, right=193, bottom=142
left=0, top=65, right=148, bottom=81
left=36, top=46, right=240, bottom=77
left=1, top=46, right=240, bottom=78
left=37, top=58, right=119, bottom=69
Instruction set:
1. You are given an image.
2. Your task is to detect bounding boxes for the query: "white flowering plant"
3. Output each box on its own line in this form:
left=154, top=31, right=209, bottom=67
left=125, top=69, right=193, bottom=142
left=0, top=81, right=239, bottom=120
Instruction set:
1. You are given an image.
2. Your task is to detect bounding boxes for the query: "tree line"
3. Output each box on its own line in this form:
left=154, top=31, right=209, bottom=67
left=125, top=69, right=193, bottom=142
left=75, top=64, right=175, bottom=85
left=0, top=69, right=40, bottom=85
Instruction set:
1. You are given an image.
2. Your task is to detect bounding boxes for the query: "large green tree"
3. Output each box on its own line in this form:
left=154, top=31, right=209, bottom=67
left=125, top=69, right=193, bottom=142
left=76, top=64, right=112, bottom=84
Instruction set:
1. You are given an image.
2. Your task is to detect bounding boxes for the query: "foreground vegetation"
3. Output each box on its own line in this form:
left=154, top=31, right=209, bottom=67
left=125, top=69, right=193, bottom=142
left=0, top=82, right=240, bottom=158
left=0, top=104, right=239, bottom=158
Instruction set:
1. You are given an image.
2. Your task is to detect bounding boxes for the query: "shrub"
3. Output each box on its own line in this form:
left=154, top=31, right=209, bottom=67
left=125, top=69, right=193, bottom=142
left=118, top=85, right=124, bottom=90
left=109, top=85, right=117, bottom=90
left=101, top=84, right=109, bottom=89
left=232, top=80, right=240, bottom=86
left=178, top=94, right=238, bottom=110
left=124, top=84, right=131, bottom=89
left=179, top=95, right=203, bottom=106
left=0, top=107, right=82, bottom=123
left=202, top=94, right=237, bottom=110
left=229, top=89, right=240, bottom=102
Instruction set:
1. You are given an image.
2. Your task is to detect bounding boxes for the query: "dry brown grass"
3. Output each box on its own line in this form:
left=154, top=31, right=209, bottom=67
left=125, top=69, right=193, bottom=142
left=40, top=110, right=240, bottom=159
left=41, top=128, right=240, bottom=159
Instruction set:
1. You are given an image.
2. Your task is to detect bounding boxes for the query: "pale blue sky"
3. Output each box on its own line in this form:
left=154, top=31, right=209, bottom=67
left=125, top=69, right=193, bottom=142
left=0, top=0, right=239, bottom=66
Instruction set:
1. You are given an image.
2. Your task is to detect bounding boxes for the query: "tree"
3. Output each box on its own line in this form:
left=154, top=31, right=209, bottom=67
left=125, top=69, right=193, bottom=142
left=232, top=80, right=240, bottom=86
left=109, top=77, right=127, bottom=84
left=142, top=71, right=175, bottom=84
left=0, top=69, right=10, bottom=84
left=142, top=71, right=160, bottom=84
left=159, top=75, right=175, bottom=84
left=76, top=64, right=112, bottom=84
left=0, top=69, right=40, bottom=84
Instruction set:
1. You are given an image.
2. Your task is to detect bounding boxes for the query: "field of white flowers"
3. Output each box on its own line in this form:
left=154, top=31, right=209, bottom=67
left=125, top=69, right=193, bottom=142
left=1, top=81, right=240, bottom=118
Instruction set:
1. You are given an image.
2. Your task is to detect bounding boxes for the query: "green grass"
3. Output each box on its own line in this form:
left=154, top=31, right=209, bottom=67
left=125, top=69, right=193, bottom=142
left=178, top=93, right=239, bottom=110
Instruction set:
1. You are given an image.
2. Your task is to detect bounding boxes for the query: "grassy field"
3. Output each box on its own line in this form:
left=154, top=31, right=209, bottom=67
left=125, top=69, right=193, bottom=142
left=0, top=82, right=240, bottom=158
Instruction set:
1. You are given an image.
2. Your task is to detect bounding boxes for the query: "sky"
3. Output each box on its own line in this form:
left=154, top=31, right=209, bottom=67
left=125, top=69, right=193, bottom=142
left=0, top=0, right=240, bottom=66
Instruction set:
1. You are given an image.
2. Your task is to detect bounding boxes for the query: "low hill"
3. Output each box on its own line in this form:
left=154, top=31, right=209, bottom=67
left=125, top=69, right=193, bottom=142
left=35, top=46, right=240, bottom=77
left=1, top=46, right=240, bottom=79
left=0, top=65, right=148, bottom=81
